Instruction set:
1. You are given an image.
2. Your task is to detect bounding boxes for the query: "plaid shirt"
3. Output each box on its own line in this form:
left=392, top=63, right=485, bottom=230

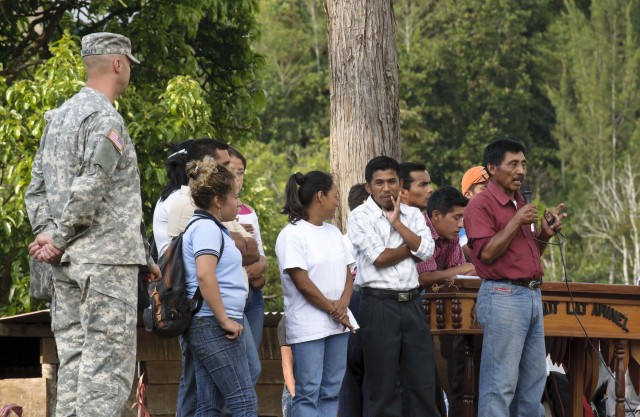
left=416, top=212, right=466, bottom=274
left=348, top=196, right=434, bottom=290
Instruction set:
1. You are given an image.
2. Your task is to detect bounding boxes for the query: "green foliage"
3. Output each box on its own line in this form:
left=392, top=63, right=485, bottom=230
left=0, top=264, right=38, bottom=317
left=1, top=0, right=264, bottom=142
left=396, top=0, right=559, bottom=189
left=255, top=0, right=329, bottom=146
left=544, top=0, right=640, bottom=283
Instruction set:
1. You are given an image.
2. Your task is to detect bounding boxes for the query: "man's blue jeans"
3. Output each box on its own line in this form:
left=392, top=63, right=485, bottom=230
left=291, top=333, right=349, bottom=417
left=476, top=280, right=547, bottom=417
left=244, top=287, right=265, bottom=356
left=176, top=335, right=197, bottom=417
left=185, top=315, right=258, bottom=417
left=282, top=385, right=293, bottom=417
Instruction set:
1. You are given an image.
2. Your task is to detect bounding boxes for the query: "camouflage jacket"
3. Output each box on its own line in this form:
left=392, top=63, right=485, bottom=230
left=25, top=87, right=151, bottom=268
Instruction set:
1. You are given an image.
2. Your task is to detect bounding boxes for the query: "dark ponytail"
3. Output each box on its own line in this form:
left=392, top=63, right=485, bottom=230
left=159, top=139, right=193, bottom=201
left=282, top=171, right=334, bottom=224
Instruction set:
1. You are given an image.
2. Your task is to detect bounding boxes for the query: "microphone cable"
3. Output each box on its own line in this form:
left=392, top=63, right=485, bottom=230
left=531, top=214, right=637, bottom=415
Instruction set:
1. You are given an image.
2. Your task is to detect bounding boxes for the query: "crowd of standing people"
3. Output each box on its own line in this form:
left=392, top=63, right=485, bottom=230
left=25, top=31, right=570, bottom=417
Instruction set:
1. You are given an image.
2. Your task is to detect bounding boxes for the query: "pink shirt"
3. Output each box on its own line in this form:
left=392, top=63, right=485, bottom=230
left=463, top=180, right=544, bottom=280
left=416, top=213, right=466, bottom=274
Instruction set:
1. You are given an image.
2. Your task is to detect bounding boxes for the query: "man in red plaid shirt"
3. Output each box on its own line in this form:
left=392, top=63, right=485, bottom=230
left=416, top=186, right=476, bottom=287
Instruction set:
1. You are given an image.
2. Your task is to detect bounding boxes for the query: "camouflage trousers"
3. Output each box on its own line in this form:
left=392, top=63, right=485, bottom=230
left=51, top=263, right=138, bottom=417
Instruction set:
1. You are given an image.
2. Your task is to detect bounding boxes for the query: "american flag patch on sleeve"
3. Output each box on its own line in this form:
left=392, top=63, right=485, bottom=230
left=107, top=129, right=124, bottom=154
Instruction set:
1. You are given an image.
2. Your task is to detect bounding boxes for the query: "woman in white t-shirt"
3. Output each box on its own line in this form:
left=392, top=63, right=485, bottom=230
left=152, top=140, right=192, bottom=257
left=275, top=170, right=357, bottom=417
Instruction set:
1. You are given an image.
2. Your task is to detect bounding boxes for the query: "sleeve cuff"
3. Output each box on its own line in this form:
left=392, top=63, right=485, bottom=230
left=411, top=235, right=434, bottom=261
left=364, top=244, right=385, bottom=264
left=50, top=231, right=68, bottom=251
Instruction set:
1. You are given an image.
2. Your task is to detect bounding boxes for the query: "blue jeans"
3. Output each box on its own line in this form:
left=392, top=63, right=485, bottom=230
left=177, top=335, right=197, bottom=417
left=185, top=316, right=258, bottom=417
left=244, top=288, right=265, bottom=354
left=476, top=280, right=547, bottom=417
left=179, top=315, right=261, bottom=416
left=282, top=385, right=293, bottom=417
left=291, top=333, right=349, bottom=417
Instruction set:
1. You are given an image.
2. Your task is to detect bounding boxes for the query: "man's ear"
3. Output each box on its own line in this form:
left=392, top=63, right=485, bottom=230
left=113, top=57, right=121, bottom=73
left=487, top=163, right=497, bottom=176
left=364, top=182, right=372, bottom=195
left=431, top=209, right=442, bottom=223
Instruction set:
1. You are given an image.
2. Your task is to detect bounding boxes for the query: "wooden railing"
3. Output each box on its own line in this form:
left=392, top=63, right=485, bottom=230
left=423, top=279, right=640, bottom=417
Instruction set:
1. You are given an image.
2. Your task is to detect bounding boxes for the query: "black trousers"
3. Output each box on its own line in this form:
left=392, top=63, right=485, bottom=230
left=339, top=290, right=370, bottom=417
left=437, top=334, right=482, bottom=417
left=359, top=292, right=441, bottom=417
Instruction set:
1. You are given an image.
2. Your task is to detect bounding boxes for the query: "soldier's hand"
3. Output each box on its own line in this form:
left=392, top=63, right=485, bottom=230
left=35, top=234, right=63, bottom=264
left=28, top=240, right=42, bottom=258
left=30, top=233, right=51, bottom=259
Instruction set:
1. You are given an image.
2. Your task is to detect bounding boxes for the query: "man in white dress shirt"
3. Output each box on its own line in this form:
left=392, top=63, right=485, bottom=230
left=348, top=156, right=440, bottom=417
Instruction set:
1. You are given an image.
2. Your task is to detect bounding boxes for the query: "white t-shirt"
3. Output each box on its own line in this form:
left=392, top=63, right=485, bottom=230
left=276, top=220, right=358, bottom=344
left=152, top=190, right=182, bottom=257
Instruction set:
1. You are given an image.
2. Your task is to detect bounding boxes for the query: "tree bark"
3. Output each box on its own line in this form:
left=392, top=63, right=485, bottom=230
left=325, top=0, right=401, bottom=232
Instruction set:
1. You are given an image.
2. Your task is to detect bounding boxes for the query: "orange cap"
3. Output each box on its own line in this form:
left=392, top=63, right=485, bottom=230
left=461, top=166, right=489, bottom=194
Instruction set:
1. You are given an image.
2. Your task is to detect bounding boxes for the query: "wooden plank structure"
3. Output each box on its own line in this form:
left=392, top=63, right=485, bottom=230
left=423, top=278, right=640, bottom=417
left=0, top=311, right=285, bottom=417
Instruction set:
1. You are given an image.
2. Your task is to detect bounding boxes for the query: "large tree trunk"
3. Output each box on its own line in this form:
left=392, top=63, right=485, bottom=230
left=325, top=0, right=401, bottom=232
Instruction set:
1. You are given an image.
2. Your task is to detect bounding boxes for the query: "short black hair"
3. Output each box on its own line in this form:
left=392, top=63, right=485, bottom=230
left=426, top=186, right=468, bottom=218
left=399, top=162, right=427, bottom=190
left=483, top=139, right=526, bottom=173
left=347, top=183, right=369, bottom=211
left=365, top=156, right=400, bottom=183
left=228, top=146, right=247, bottom=169
left=186, top=138, right=229, bottom=163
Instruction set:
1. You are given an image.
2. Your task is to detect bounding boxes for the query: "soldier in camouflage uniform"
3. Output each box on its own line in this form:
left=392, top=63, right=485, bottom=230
left=24, top=32, right=159, bottom=417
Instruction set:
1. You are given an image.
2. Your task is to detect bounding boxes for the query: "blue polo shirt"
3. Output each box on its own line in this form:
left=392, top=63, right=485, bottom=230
left=182, top=213, right=247, bottom=319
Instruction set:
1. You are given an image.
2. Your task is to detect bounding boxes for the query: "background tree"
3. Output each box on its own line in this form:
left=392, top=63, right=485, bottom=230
left=395, top=0, right=559, bottom=191
left=255, top=0, right=329, bottom=147
left=0, top=0, right=264, bottom=142
left=325, top=0, right=402, bottom=232
left=545, top=0, right=640, bottom=283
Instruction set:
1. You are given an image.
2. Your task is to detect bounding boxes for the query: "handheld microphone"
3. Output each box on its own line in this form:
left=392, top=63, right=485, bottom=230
left=520, top=184, right=535, bottom=235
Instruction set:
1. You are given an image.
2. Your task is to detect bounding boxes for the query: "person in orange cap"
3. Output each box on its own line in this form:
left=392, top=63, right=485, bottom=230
left=459, top=166, right=490, bottom=259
